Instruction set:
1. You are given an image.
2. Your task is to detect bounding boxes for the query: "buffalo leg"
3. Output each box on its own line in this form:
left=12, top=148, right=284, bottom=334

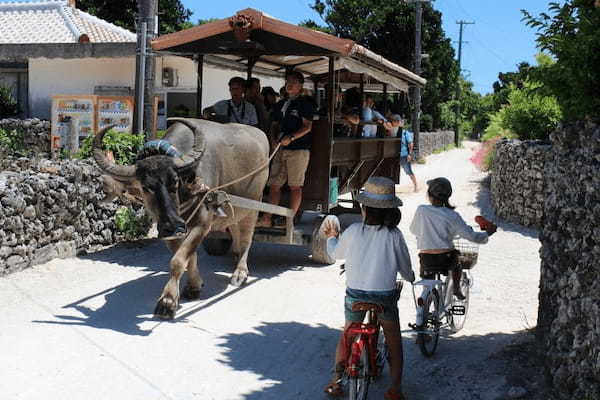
left=230, top=210, right=257, bottom=286
left=165, top=239, right=202, bottom=300
left=229, top=222, right=242, bottom=263
left=155, top=223, right=210, bottom=319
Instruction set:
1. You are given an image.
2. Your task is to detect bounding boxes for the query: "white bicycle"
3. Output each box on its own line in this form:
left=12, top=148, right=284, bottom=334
left=410, top=238, right=479, bottom=357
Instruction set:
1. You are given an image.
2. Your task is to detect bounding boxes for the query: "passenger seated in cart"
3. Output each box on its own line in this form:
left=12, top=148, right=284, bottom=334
left=323, top=176, right=414, bottom=400
left=203, top=77, right=258, bottom=126
left=257, top=71, right=316, bottom=228
left=245, top=77, right=270, bottom=133
left=319, top=86, right=361, bottom=137
left=361, top=95, right=388, bottom=138
left=386, top=114, right=403, bottom=137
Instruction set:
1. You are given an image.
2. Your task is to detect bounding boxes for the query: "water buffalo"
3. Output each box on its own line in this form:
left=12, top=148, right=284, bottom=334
left=93, top=119, right=269, bottom=319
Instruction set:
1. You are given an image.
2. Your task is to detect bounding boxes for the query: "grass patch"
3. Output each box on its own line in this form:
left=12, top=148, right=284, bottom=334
left=432, top=143, right=456, bottom=154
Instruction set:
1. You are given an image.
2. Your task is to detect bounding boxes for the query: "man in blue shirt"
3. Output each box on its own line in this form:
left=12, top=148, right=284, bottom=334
left=397, top=116, right=418, bottom=192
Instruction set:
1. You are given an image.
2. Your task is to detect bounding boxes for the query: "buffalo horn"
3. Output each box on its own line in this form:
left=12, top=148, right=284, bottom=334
left=92, top=124, right=136, bottom=180
left=167, top=118, right=207, bottom=170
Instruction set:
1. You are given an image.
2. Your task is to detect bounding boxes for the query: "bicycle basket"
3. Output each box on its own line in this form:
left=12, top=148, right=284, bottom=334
left=453, top=238, right=479, bottom=270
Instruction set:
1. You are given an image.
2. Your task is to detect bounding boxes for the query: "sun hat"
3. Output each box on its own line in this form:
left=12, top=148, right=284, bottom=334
left=356, top=176, right=403, bottom=208
left=427, top=177, right=452, bottom=200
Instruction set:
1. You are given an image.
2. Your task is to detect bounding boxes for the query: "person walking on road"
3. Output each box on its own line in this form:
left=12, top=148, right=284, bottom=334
left=323, top=176, right=415, bottom=400
left=397, top=117, right=418, bottom=192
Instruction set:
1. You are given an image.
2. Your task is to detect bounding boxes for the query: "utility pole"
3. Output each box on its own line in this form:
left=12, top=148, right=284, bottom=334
left=454, top=20, right=474, bottom=146
left=407, top=0, right=430, bottom=157
left=134, top=0, right=158, bottom=138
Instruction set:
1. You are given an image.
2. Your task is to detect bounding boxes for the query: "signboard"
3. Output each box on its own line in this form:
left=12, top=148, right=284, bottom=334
left=51, top=95, right=134, bottom=151
left=97, top=96, right=134, bottom=133
left=50, top=95, right=96, bottom=150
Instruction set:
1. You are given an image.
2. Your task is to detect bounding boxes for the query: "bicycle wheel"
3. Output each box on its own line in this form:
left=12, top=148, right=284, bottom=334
left=418, top=289, right=440, bottom=357
left=348, top=339, right=370, bottom=400
left=448, top=272, right=471, bottom=332
left=375, top=329, right=389, bottom=378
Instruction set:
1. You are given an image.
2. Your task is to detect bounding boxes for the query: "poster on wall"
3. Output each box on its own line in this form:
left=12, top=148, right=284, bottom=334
left=50, top=95, right=97, bottom=150
left=97, top=96, right=134, bottom=133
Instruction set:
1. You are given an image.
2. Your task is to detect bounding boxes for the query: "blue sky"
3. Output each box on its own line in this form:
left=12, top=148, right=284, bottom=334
left=181, top=0, right=553, bottom=95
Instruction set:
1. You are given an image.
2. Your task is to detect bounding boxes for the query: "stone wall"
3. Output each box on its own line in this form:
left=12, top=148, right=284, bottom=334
left=536, top=121, right=600, bottom=399
left=0, top=157, right=145, bottom=275
left=417, top=130, right=454, bottom=158
left=490, top=139, right=551, bottom=228
left=0, top=118, right=51, bottom=156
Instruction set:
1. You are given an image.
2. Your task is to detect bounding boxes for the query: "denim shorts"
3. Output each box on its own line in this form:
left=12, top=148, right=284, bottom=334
left=345, top=288, right=401, bottom=322
left=400, top=156, right=414, bottom=175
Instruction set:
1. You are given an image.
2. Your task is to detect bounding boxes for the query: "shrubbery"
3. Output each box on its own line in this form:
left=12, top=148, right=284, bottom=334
left=76, top=129, right=144, bottom=165
left=115, top=206, right=151, bottom=240
left=0, top=86, right=19, bottom=118
left=0, top=127, right=25, bottom=155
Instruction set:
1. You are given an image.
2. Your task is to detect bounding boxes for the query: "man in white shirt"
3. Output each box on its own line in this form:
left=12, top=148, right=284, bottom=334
left=204, top=77, right=258, bottom=127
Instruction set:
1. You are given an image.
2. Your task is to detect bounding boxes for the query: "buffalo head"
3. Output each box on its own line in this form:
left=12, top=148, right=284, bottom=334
left=93, top=119, right=206, bottom=238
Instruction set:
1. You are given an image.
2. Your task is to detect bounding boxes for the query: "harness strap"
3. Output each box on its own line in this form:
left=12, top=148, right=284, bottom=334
left=182, top=143, right=282, bottom=225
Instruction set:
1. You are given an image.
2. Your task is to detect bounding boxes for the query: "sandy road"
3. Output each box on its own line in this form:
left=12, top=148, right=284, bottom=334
left=0, top=142, right=540, bottom=400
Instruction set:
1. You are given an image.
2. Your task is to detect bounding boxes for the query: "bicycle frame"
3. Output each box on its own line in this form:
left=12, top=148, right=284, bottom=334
left=411, top=275, right=453, bottom=332
left=345, top=310, right=382, bottom=378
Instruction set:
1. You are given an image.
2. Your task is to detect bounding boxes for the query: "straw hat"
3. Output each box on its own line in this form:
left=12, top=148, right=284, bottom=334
left=356, top=176, right=403, bottom=208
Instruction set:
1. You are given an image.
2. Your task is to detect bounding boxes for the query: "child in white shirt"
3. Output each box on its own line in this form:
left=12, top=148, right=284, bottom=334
left=323, top=177, right=414, bottom=400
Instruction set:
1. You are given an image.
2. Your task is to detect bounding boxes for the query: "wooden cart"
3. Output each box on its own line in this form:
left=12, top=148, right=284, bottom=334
left=152, top=8, right=425, bottom=262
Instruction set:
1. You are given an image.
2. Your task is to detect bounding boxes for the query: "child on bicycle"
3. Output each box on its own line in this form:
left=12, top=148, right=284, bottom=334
left=323, top=176, right=415, bottom=400
left=409, top=177, right=497, bottom=302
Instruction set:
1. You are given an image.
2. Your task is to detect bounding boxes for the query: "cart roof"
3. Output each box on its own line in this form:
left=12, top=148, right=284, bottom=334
left=152, top=8, right=426, bottom=91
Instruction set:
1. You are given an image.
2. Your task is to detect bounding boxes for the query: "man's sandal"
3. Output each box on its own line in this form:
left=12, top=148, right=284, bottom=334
left=384, top=388, right=406, bottom=400
left=324, top=381, right=344, bottom=397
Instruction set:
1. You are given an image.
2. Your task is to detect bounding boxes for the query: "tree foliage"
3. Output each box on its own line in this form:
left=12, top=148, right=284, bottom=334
left=0, top=86, right=19, bottom=118
left=310, top=0, right=459, bottom=129
left=77, top=0, right=192, bottom=34
left=522, top=0, right=600, bottom=120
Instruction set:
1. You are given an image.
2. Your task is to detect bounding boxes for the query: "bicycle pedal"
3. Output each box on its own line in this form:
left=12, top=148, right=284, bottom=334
left=451, top=305, right=466, bottom=315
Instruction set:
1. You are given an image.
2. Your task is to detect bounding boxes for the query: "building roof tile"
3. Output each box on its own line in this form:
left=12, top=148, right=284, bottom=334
left=0, top=0, right=136, bottom=44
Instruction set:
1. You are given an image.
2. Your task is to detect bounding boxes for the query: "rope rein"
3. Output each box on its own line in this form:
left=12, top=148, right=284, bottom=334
left=183, top=143, right=281, bottom=225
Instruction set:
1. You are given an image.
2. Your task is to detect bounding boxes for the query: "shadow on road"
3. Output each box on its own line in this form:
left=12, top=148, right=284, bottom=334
left=468, top=176, right=539, bottom=240
left=216, top=321, right=340, bottom=400
left=31, top=240, right=328, bottom=337
left=216, top=321, right=532, bottom=400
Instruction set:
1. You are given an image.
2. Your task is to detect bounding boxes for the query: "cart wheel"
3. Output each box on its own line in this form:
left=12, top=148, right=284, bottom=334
left=202, top=231, right=233, bottom=256
left=310, top=215, right=340, bottom=264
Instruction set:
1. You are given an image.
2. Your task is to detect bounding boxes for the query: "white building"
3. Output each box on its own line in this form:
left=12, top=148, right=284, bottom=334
left=0, top=0, right=283, bottom=128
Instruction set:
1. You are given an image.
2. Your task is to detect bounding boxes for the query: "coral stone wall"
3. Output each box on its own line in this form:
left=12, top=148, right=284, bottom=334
left=491, top=139, right=551, bottom=228
left=417, top=130, right=454, bottom=157
left=536, top=121, right=600, bottom=399
left=492, top=122, right=600, bottom=398
left=0, top=118, right=51, bottom=155
left=0, top=157, right=142, bottom=275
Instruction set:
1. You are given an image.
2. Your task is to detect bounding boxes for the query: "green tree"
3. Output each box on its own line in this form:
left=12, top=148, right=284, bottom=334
left=500, top=80, right=562, bottom=140
left=0, top=86, right=19, bottom=118
left=522, top=0, right=600, bottom=120
left=310, top=0, right=459, bottom=129
left=77, top=0, right=192, bottom=34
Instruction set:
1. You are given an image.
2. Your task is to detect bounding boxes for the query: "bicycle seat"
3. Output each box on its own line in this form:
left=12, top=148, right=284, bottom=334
left=351, top=302, right=384, bottom=314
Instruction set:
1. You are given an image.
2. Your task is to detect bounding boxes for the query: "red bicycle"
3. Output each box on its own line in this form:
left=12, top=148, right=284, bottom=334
left=342, top=283, right=403, bottom=400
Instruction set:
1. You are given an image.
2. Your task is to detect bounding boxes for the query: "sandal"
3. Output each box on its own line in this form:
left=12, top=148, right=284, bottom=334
left=384, top=388, right=406, bottom=400
left=324, top=381, right=344, bottom=397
